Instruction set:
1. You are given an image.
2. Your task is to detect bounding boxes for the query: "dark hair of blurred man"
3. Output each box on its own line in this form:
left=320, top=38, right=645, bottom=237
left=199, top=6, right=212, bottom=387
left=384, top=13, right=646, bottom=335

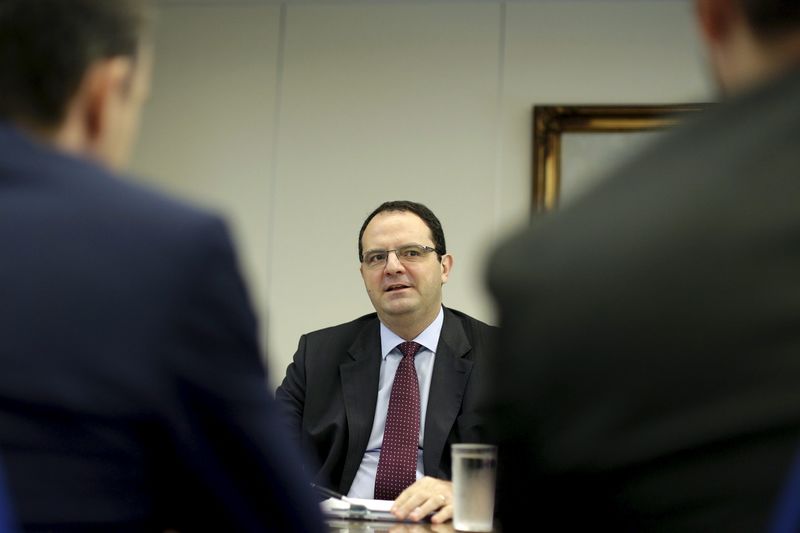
left=488, top=0, right=800, bottom=531
left=0, top=1, right=324, bottom=531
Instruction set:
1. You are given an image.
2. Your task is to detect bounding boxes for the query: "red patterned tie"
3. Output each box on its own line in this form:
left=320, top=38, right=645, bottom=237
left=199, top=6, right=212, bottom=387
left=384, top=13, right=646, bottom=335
left=374, top=341, right=422, bottom=500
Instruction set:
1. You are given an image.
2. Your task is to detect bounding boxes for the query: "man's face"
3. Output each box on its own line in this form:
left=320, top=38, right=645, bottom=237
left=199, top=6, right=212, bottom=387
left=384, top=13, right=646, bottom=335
left=360, top=211, right=452, bottom=327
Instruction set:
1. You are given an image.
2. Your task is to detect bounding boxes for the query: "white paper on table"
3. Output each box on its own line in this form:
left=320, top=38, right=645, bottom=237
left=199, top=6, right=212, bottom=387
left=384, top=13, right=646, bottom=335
left=320, top=497, right=394, bottom=513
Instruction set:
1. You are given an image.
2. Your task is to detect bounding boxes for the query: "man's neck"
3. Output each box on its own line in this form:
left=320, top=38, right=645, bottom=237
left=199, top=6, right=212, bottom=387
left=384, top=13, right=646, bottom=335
left=15, top=115, right=89, bottom=162
left=719, top=25, right=800, bottom=95
left=380, top=306, right=442, bottom=341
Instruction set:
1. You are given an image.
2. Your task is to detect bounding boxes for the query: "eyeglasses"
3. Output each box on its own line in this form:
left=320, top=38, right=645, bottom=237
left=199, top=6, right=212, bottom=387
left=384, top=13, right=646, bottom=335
left=361, top=244, right=438, bottom=269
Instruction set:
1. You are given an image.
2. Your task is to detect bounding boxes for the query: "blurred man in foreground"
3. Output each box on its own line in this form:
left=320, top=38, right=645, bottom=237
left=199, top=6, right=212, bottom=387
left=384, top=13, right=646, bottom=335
left=0, top=1, right=324, bottom=530
left=488, top=0, right=800, bottom=531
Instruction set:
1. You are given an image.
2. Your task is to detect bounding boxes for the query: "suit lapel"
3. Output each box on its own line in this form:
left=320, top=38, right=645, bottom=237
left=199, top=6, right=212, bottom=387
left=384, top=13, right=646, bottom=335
left=423, top=308, right=474, bottom=476
left=339, top=319, right=382, bottom=493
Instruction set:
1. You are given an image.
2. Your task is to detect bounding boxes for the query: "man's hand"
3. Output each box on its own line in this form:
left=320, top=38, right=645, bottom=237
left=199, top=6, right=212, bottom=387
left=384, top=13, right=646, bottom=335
left=391, top=476, right=453, bottom=523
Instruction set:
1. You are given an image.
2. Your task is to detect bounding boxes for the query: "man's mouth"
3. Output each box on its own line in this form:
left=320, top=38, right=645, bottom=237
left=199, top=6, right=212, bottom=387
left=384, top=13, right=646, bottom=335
left=384, top=283, right=411, bottom=292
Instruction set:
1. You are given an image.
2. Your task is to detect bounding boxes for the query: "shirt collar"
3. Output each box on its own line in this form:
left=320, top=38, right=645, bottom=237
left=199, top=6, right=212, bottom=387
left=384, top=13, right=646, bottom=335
left=379, top=306, right=444, bottom=359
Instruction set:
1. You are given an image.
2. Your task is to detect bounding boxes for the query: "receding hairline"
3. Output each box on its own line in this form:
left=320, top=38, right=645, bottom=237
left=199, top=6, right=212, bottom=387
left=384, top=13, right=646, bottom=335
left=359, top=209, right=438, bottom=255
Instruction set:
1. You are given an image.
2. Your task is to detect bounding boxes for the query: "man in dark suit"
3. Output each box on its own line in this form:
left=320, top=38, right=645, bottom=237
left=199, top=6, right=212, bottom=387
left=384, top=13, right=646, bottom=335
left=487, top=0, right=800, bottom=531
left=277, top=200, right=495, bottom=524
left=0, top=2, right=324, bottom=531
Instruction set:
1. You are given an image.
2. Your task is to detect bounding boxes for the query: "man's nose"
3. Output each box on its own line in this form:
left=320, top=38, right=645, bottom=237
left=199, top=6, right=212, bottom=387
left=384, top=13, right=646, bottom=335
left=384, top=250, right=405, bottom=272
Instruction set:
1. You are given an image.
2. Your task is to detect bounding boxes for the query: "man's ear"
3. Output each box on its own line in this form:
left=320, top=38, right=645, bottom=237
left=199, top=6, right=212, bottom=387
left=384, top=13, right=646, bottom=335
left=696, top=0, right=739, bottom=46
left=81, top=57, right=134, bottom=143
left=440, top=254, right=453, bottom=284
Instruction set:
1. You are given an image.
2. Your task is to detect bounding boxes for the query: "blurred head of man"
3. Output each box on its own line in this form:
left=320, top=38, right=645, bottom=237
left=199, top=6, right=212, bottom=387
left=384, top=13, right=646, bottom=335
left=358, top=201, right=453, bottom=340
left=0, top=0, right=154, bottom=170
left=696, top=0, right=800, bottom=93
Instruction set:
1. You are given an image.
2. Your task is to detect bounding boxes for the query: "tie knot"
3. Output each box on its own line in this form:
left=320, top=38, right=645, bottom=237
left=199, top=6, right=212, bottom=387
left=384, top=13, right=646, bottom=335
left=398, top=341, right=422, bottom=359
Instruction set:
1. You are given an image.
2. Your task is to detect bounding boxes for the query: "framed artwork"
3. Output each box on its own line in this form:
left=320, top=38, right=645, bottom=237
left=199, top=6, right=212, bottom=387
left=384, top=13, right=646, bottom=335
left=532, top=104, right=706, bottom=212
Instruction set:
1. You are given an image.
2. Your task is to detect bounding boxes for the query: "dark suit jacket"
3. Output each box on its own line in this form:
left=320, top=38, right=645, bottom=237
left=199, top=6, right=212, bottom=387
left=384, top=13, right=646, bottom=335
left=275, top=307, right=496, bottom=495
left=487, top=66, right=800, bottom=532
left=0, top=124, right=325, bottom=532
left=0, top=457, right=15, bottom=533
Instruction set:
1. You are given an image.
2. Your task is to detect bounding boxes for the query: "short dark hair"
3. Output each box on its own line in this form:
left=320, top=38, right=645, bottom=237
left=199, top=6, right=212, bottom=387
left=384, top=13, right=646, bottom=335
left=740, top=0, right=800, bottom=39
left=358, top=200, right=447, bottom=263
left=0, top=0, right=153, bottom=127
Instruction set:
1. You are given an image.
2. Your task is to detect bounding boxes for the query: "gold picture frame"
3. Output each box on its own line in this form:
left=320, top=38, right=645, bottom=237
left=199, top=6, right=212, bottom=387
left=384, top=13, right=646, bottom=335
left=532, top=104, right=706, bottom=212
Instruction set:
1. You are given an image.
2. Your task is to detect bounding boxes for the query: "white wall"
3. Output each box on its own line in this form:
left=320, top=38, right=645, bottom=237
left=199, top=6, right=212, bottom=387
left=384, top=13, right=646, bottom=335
left=131, top=0, right=712, bottom=386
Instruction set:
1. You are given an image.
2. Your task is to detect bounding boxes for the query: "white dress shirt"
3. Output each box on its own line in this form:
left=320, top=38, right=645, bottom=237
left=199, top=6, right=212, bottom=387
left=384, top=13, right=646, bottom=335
left=347, top=307, right=444, bottom=498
